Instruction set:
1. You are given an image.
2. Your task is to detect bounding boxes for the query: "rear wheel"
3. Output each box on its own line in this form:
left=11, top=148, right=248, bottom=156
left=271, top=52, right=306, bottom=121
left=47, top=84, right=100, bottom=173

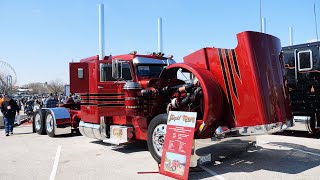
left=33, top=109, right=46, bottom=135
left=45, top=111, right=55, bottom=137
left=147, top=114, right=168, bottom=164
left=307, top=112, right=320, bottom=134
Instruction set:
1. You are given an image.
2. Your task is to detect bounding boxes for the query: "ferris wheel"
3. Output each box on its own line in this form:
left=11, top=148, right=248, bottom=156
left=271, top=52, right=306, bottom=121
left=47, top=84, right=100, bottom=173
left=0, top=61, right=17, bottom=90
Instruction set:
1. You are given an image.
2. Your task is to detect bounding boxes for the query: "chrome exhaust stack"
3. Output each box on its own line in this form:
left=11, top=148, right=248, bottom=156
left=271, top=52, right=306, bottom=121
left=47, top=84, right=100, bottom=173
left=157, top=17, right=163, bottom=53
left=98, top=3, right=105, bottom=60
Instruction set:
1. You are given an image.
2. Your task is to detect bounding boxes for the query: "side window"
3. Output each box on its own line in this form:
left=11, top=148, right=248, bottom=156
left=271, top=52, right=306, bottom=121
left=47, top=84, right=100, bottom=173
left=100, top=63, right=114, bottom=81
left=100, top=62, right=132, bottom=82
left=78, top=68, right=83, bottom=79
left=121, top=63, right=132, bottom=80
left=298, top=50, right=312, bottom=71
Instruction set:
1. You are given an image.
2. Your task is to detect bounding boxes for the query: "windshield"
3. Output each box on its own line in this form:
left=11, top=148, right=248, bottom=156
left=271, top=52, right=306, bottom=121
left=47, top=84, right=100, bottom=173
left=137, top=65, right=164, bottom=77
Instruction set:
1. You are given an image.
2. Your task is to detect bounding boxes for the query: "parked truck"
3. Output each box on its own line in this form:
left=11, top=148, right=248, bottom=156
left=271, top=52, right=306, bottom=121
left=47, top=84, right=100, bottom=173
left=32, top=31, right=293, bottom=163
left=282, top=42, right=320, bottom=134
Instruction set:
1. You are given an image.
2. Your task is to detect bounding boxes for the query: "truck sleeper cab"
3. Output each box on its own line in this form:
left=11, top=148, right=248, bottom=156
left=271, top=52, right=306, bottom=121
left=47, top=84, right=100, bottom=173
left=282, top=42, right=320, bottom=134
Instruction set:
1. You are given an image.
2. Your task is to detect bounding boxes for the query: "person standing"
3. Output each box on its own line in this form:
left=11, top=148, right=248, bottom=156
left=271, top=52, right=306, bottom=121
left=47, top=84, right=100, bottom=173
left=1, top=95, right=20, bottom=136
left=44, top=93, right=57, bottom=108
left=0, top=94, right=4, bottom=106
left=65, top=95, right=75, bottom=104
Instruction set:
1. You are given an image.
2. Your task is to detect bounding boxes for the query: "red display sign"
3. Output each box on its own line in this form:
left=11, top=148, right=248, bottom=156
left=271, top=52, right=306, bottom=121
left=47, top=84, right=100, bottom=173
left=159, top=111, right=197, bottom=180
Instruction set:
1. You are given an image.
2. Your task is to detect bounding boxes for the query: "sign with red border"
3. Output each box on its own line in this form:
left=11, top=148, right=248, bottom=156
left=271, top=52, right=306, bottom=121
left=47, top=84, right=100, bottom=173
left=159, top=111, right=197, bottom=180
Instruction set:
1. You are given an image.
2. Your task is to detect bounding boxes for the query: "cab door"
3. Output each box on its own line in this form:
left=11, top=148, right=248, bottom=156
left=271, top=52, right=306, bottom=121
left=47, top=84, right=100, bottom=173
left=96, top=61, right=134, bottom=116
left=70, top=62, right=89, bottom=93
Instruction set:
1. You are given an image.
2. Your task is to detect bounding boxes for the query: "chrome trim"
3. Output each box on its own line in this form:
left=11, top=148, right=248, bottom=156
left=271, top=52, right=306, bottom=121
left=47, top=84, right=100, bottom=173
left=237, top=120, right=294, bottom=136
left=152, top=124, right=167, bottom=157
left=44, top=108, right=71, bottom=135
left=297, top=49, right=313, bottom=72
left=215, top=126, right=230, bottom=135
left=34, top=113, right=41, bottom=131
left=98, top=3, right=105, bottom=61
left=133, top=57, right=176, bottom=65
left=46, top=113, right=54, bottom=133
left=79, top=119, right=107, bottom=140
left=293, top=116, right=309, bottom=122
left=125, top=97, right=138, bottom=100
left=100, top=116, right=107, bottom=139
left=125, top=106, right=140, bottom=109
left=123, top=82, right=141, bottom=90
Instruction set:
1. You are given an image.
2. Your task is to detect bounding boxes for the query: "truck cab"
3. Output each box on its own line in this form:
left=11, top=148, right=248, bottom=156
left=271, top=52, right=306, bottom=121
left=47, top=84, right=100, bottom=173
left=282, top=42, right=320, bottom=133
left=70, top=52, right=178, bottom=141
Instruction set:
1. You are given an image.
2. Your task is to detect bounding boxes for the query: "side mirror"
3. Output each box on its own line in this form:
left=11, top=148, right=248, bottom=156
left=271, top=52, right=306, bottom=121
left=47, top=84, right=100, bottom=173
left=112, top=59, right=120, bottom=80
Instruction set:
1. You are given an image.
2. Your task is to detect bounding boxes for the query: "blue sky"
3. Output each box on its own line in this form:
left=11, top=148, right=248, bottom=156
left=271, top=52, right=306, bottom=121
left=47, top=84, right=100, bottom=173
left=0, top=0, right=319, bottom=85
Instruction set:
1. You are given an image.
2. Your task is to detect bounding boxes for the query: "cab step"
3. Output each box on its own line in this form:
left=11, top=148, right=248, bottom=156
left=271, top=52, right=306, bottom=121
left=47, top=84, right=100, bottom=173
left=103, top=125, right=133, bottom=145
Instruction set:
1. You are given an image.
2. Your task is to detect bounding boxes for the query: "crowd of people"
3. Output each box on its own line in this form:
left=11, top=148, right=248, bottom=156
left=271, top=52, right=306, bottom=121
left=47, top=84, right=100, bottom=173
left=12, top=93, right=81, bottom=110
left=0, top=93, right=80, bottom=136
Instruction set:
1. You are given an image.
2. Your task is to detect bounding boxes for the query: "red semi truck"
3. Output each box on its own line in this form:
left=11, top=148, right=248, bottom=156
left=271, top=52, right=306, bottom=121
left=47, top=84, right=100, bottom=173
left=32, top=31, right=293, bottom=163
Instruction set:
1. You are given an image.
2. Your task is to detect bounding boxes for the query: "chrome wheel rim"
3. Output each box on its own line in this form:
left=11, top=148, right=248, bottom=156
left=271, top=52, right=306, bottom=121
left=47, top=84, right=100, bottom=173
left=152, top=124, right=167, bottom=157
left=46, top=114, right=54, bottom=133
left=35, top=113, right=41, bottom=130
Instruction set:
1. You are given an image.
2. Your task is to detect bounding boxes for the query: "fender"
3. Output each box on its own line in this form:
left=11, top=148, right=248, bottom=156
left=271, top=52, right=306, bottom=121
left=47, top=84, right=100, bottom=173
left=44, top=107, right=71, bottom=135
left=161, top=63, right=226, bottom=138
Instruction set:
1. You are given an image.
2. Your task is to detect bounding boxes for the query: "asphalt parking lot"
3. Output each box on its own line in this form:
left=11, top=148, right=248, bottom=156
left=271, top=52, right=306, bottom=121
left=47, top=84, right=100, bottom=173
left=0, top=122, right=320, bottom=180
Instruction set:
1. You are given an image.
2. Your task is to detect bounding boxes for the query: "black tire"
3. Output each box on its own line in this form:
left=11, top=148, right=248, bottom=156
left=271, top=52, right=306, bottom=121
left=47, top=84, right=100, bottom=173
left=32, top=114, right=36, bottom=133
left=33, top=109, right=46, bottom=135
left=147, top=114, right=168, bottom=164
left=307, top=112, right=320, bottom=135
left=45, top=111, right=55, bottom=137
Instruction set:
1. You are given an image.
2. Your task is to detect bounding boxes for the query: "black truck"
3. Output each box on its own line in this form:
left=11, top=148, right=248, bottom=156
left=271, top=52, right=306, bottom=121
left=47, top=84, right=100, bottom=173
left=282, top=42, right=320, bottom=134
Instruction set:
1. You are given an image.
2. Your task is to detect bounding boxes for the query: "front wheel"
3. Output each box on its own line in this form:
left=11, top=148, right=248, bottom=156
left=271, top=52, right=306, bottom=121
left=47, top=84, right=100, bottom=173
left=147, top=114, right=168, bottom=164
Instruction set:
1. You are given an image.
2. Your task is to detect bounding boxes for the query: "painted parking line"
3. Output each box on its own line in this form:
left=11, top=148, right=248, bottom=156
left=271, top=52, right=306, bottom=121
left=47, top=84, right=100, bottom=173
left=49, top=145, right=62, bottom=180
left=199, top=165, right=226, bottom=180
left=258, top=140, right=320, bottom=157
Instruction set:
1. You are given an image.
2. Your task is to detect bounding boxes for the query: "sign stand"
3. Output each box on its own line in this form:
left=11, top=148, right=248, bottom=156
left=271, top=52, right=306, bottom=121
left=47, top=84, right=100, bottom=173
left=159, top=111, right=197, bottom=180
